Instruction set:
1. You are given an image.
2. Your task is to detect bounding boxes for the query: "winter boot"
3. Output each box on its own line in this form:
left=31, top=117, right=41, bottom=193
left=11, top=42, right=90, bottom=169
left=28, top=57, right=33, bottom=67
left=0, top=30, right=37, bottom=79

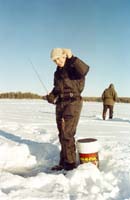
left=64, top=162, right=76, bottom=171
left=103, top=113, right=106, bottom=120
left=51, top=165, right=64, bottom=171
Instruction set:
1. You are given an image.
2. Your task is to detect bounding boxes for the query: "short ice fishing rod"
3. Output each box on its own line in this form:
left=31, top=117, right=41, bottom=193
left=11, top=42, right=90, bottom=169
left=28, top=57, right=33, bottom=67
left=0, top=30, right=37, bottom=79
left=28, top=59, right=48, bottom=94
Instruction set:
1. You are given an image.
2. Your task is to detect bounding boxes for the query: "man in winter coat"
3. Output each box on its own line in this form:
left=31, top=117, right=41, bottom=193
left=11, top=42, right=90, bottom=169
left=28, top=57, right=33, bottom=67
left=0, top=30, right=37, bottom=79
left=44, top=48, right=89, bottom=171
left=102, top=84, right=117, bottom=120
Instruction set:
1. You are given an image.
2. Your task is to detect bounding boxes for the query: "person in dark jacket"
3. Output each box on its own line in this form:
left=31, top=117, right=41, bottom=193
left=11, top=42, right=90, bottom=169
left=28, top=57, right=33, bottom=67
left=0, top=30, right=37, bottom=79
left=102, top=84, right=117, bottom=120
left=44, top=48, right=89, bottom=171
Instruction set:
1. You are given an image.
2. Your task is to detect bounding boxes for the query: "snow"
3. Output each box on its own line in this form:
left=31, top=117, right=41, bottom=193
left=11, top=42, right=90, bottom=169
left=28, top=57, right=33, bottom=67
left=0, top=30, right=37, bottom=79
left=0, top=99, right=130, bottom=200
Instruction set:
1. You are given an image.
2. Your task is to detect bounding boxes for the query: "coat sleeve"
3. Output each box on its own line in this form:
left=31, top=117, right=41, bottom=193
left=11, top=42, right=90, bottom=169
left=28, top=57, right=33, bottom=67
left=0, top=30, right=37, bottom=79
left=102, top=91, right=105, bottom=101
left=113, top=91, right=118, bottom=101
left=69, top=57, right=90, bottom=77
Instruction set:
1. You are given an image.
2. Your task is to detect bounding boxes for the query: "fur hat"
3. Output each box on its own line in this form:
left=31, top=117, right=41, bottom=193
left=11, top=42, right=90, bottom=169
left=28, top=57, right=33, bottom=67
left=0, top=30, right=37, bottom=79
left=50, top=48, right=63, bottom=60
left=109, top=83, right=114, bottom=88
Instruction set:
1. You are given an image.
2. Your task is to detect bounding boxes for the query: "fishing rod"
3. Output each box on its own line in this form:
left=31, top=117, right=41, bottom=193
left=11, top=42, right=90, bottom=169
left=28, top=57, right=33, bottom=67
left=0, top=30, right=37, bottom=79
left=28, top=59, right=48, bottom=94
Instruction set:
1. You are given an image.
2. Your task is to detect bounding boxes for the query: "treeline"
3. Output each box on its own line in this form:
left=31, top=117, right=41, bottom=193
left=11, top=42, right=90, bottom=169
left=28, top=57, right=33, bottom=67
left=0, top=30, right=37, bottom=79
left=83, top=97, right=130, bottom=103
left=0, top=92, right=130, bottom=103
left=0, top=92, right=42, bottom=99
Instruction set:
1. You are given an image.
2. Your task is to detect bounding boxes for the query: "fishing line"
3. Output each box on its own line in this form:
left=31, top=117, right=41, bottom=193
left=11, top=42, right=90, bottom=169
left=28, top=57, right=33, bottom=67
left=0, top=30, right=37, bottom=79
left=28, top=58, right=48, bottom=94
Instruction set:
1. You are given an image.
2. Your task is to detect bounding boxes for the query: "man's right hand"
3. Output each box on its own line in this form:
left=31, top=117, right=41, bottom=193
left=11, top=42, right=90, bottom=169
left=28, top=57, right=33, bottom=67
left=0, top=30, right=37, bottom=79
left=46, top=93, right=56, bottom=104
left=42, top=95, right=47, bottom=100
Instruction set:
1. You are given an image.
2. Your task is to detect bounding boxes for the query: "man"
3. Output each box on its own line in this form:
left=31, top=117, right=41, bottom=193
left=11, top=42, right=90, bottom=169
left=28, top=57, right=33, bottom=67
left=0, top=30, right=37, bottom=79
left=44, top=48, right=89, bottom=171
left=102, top=83, right=118, bottom=120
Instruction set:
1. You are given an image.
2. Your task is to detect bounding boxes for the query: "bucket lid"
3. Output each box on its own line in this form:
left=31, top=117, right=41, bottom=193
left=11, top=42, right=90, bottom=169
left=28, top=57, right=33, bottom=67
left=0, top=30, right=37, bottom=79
left=77, top=138, right=97, bottom=143
left=77, top=138, right=99, bottom=154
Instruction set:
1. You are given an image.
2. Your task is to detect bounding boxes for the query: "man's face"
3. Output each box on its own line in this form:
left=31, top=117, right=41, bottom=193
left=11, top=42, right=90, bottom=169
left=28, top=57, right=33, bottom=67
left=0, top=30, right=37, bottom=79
left=53, top=54, right=66, bottom=68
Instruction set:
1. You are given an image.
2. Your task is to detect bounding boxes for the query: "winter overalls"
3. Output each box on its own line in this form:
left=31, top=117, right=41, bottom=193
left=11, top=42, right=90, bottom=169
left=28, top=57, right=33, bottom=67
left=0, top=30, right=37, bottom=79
left=102, top=84, right=117, bottom=120
left=48, top=56, right=89, bottom=168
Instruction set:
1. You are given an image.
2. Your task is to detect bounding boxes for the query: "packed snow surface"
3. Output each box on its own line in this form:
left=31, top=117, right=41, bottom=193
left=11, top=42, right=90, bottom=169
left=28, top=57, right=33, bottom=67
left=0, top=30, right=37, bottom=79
left=0, top=99, right=130, bottom=200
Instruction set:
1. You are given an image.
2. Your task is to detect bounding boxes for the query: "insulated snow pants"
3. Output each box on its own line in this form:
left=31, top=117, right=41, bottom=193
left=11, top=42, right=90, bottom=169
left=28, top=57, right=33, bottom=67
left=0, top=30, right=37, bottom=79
left=102, top=104, right=113, bottom=120
left=56, top=98, right=83, bottom=165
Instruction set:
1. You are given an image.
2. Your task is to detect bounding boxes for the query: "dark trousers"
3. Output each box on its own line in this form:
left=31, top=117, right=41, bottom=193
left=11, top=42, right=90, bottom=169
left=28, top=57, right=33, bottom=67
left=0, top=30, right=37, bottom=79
left=56, top=99, right=83, bottom=165
left=102, top=104, right=113, bottom=120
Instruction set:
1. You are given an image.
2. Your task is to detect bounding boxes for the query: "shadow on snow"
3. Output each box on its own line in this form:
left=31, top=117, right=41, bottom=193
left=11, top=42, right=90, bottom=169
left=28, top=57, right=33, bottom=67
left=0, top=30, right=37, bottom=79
left=0, top=130, right=60, bottom=177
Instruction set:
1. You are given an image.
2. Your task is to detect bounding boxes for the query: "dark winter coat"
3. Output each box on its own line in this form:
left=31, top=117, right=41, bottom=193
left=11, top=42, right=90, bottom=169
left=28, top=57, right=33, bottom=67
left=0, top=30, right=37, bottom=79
left=102, top=84, right=117, bottom=106
left=47, top=56, right=89, bottom=103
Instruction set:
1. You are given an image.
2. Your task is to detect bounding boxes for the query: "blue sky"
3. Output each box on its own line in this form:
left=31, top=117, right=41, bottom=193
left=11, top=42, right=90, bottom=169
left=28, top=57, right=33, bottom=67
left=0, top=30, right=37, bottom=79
left=0, top=0, right=130, bottom=97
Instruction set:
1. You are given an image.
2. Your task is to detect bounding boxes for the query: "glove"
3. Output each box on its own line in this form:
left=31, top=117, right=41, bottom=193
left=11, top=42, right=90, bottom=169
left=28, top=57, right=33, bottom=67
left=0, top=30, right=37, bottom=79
left=62, top=48, right=72, bottom=59
left=46, top=93, right=56, bottom=104
left=42, top=95, right=47, bottom=100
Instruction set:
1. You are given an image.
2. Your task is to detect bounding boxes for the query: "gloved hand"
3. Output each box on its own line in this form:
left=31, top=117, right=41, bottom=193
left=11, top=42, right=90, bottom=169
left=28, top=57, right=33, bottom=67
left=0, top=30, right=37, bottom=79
left=46, top=93, right=56, bottom=104
left=62, top=48, right=72, bottom=59
left=42, top=95, right=47, bottom=100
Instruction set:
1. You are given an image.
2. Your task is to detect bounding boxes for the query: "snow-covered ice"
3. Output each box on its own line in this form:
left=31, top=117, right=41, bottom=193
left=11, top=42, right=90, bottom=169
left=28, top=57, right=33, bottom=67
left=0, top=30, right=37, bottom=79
left=0, top=99, right=130, bottom=200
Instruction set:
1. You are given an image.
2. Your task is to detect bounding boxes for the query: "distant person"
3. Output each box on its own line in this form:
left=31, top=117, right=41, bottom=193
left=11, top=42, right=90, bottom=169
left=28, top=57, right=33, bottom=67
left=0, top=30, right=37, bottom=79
left=43, top=48, right=90, bottom=171
left=102, top=83, right=117, bottom=120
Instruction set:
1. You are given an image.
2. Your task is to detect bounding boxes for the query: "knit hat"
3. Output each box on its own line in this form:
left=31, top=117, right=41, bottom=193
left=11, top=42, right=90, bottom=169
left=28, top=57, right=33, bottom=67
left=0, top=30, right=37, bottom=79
left=50, top=48, right=63, bottom=60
